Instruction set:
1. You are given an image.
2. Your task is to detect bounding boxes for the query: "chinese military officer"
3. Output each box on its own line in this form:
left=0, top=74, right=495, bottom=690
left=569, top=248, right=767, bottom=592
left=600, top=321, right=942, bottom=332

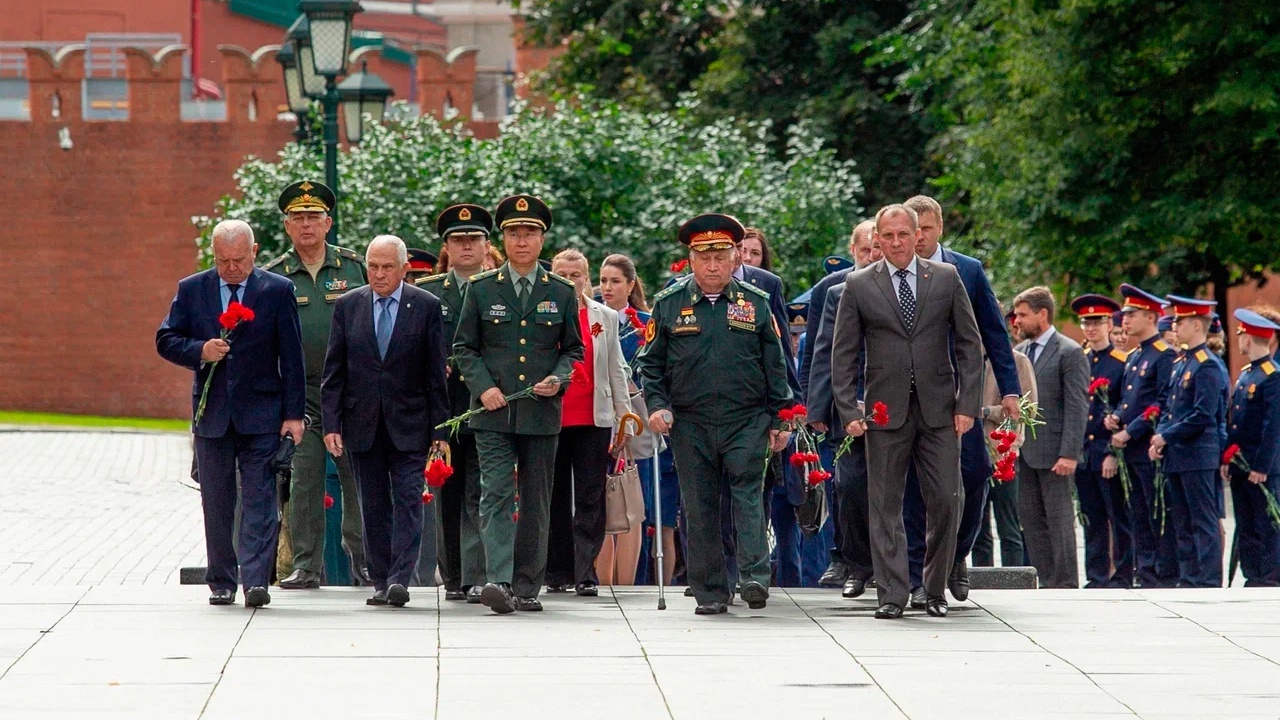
left=415, top=204, right=494, bottom=602
left=636, top=213, right=793, bottom=615
left=452, top=194, right=584, bottom=615
left=264, top=180, right=369, bottom=588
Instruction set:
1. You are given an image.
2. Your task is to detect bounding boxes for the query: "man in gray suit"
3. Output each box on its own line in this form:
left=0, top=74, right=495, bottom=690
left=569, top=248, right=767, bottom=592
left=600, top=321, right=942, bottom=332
left=832, top=204, right=983, bottom=619
left=1010, top=286, right=1090, bottom=588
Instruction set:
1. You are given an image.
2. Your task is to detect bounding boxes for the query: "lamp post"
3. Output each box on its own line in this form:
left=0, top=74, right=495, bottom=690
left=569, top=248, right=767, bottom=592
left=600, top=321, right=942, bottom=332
left=336, top=61, right=394, bottom=145
left=293, top=0, right=361, bottom=242
left=275, top=41, right=311, bottom=142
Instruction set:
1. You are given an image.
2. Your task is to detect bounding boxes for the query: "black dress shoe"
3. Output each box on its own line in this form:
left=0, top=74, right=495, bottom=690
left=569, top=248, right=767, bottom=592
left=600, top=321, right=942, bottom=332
left=208, top=589, right=235, bottom=606
left=514, top=596, right=543, bottom=611
left=352, top=565, right=373, bottom=587
left=874, top=603, right=904, bottom=619
left=387, top=584, right=410, bottom=607
left=245, top=586, right=271, bottom=608
left=466, top=586, right=483, bottom=604
left=367, top=589, right=388, bottom=606
left=819, top=561, right=850, bottom=588
left=445, top=589, right=467, bottom=601
left=909, top=586, right=927, bottom=609
left=279, top=569, right=322, bottom=589
left=926, top=595, right=949, bottom=617
left=842, top=577, right=867, bottom=599
left=480, top=583, right=516, bottom=615
left=694, top=601, right=728, bottom=615
left=546, top=582, right=569, bottom=593
left=948, top=559, right=970, bottom=602
left=575, top=582, right=598, bottom=597
left=740, top=581, right=768, bottom=610
left=684, top=586, right=695, bottom=597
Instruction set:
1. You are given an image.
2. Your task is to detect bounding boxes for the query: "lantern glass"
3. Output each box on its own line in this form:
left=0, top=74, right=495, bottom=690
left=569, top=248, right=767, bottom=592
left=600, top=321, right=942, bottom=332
left=307, top=15, right=353, bottom=77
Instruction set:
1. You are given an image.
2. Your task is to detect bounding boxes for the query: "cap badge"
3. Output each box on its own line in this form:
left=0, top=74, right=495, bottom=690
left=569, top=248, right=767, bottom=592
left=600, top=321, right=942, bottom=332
left=516, top=198, right=529, bottom=212
left=459, top=207, right=472, bottom=221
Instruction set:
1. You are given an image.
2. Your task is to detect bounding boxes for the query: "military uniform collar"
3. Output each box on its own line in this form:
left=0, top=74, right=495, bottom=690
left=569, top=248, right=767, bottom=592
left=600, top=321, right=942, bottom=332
left=686, top=278, right=743, bottom=305
left=284, top=244, right=342, bottom=273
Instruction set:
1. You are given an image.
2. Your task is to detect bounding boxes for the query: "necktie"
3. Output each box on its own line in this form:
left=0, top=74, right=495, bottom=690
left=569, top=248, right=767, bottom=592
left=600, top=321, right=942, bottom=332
left=1027, top=342, right=1040, bottom=366
left=376, top=296, right=394, bottom=360
left=895, top=269, right=916, bottom=333
left=227, top=283, right=241, bottom=308
left=518, top=277, right=531, bottom=310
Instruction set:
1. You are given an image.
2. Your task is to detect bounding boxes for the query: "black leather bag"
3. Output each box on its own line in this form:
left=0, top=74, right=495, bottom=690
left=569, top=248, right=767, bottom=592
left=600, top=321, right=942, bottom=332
left=795, top=481, right=829, bottom=537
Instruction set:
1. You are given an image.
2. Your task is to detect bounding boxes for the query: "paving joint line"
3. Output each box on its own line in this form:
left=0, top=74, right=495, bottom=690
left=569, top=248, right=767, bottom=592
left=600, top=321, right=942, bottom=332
left=1145, top=596, right=1280, bottom=669
left=784, top=588, right=914, bottom=720
left=610, top=586, right=676, bottom=720
left=0, top=586, right=89, bottom=683
left=433, top=588, right=443, bottom=720
left=196, top=600, right=257, bottom=719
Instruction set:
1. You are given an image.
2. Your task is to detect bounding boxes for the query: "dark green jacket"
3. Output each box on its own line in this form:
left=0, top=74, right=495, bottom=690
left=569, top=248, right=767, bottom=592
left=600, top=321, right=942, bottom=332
left=264, top=244, right=367, bottom=413
left=452, top=262, right=585, bottom=435
left=417, top=268, right=473, bottom=431
left=636, top=276, right=792, bottom=429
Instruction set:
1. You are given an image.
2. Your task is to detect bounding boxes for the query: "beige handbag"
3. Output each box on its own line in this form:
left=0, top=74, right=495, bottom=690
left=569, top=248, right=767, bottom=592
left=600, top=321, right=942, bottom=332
left=605, top=414, right=646, bottom=534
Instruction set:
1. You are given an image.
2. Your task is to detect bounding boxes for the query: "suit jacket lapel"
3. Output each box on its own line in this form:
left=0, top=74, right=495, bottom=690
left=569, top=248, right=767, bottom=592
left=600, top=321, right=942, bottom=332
left=358, top=287, right=380, bottom=361
left=239, top=268, right=263, bottom=312
left=386, top=285, right=414, bottom=360
left=1037, top=332, right=1062, bottom=376
left=205, top=271, right=222, bottom=333
left=872, top=260, right=908, bottom=334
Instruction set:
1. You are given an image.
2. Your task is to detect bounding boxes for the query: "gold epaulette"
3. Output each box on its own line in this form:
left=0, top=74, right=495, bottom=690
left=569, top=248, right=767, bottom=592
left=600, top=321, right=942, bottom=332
left=1110, top=348, right=1129, bottom=362
left=1153, top=339, right=1171, bottom=352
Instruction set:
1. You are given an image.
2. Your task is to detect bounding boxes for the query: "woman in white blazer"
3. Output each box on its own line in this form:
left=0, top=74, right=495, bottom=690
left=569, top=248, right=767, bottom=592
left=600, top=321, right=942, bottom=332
left=544, top=250, right=635, bottom=595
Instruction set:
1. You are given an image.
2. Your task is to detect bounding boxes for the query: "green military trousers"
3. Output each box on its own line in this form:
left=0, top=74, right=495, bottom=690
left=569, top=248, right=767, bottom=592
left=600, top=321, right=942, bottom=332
left=289, top=422, right=365, bottom=578
left=474, top=430, right=558, bottom=597
left=670, top=413, right=772, bottom=605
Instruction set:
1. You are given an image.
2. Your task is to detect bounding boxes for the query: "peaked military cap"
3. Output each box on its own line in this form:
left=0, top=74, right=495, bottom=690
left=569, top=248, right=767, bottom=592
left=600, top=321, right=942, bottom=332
left=436, top=204, right=494, bottom=239
left=823, top=255, right=855, bottom=274
left=1071, top=294, right=1121, bottom=319
left=1112, top=311, right=1125, bottom=326
left=1209, top=313, right=1223, bottom=335
left=788, top=302, right=809, bottom=329
left=1119, top=283, right=1167, bottom=313
left=1235, top=308, right=1280, bottom=339
left=1157, top=315, right=1174, bottom=333
left=494, top=194, right=552, bottom=231
left=407, top=248, right=438, bottom=273
left=278, top=180, right=335, bottom=214
left=678, top=213, right=744, bottom=252
left=1165, top=294, right=1216, bottom=318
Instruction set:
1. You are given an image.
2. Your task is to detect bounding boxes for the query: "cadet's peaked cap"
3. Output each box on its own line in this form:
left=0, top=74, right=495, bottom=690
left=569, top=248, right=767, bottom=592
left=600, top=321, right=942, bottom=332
left=407, top=248, right=438, bottom=272
left=1157, top=315, right=1174, bottom=333
left=823, top=255, right=855, bottom=274
left=1165, top=294, right=1216, bottom=318
left=278, top=180, right=335, bottom=214
left=1235, top=308, right=1280, bottom=339
left=1210, top=313, right=1223, bottom=335
left=788, top=302, right=809, bottom=328
left=436, top=204, right=493, bottom=239
left=494, top=194, right=552, bottom=231
left=1119, top=283, right=1166, bottom=313
left=1071, top=294, right=1120, bottom=319
left=1112, top=311, right=1126, bottom=326
left=678, top=213, right=744, bottom=252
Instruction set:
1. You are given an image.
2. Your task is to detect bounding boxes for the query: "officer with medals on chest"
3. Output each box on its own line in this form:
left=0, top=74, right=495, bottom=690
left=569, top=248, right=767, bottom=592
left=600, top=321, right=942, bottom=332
left=452, top=195, right=584, bottom=615
left=636, top=213, right=793, bottom=616
left=1072, top=294, right=1133, bottom=588
left=1222, top=308, right=1280, bottom=586
left=1104, top=284, right=1179, bottom=587
left=415, top=204, right=494, bottom=603
left=1149, top=295, right=1229, bottom=587
left=264, top=181, right=370, bottom=589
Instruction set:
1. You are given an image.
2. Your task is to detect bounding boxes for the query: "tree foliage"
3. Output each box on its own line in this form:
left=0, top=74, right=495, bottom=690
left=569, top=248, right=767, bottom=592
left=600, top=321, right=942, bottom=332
left=195, top=99, right=861, bottom=293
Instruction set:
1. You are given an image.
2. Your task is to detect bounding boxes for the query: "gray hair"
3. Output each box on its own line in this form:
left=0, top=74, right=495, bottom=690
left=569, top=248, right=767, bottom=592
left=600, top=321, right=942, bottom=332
left=211, top=219, right=255, bottom=246
left=367, top=234, right=408, bottom=264
left=875, top=204, right=918, bottom=232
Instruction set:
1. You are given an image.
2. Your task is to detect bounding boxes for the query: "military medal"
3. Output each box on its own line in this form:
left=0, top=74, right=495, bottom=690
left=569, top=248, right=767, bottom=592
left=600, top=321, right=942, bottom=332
left=325, top=279, right=348, bottom=292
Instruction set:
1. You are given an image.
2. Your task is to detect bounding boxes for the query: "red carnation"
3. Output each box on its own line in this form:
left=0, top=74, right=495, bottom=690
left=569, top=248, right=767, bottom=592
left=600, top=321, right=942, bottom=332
left=670, top=259, right=689, bottom=273
left=425, top=458, right=454, bottom=488
left=422, top=490, right=434, bottom=505
left=1142, top=405, right=1160, bottom=422
left=624, top=306, right=645, bottom=331
left=779, top=408, right=796, bottom=422
left=1088, top=377, right=1110, bottom=396
left=870, top=401, right=890, bottom=427
left=790, top=404, right=808, bottom=420
left=512, top=511, right=520, bottom=522
left=807, top=469, right=832, bottom=485
left=789, top=454, right=808, bottom=467
left=323, top=493, right=335, bottom=509
left=645, top=525, right=656, bottom=538
left=1223, top=444, right=1241, bottom=465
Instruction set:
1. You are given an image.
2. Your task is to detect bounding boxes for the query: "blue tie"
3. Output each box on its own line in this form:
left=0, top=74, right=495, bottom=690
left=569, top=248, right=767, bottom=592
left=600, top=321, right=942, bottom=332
left=377, top=296, right=394, bottom=359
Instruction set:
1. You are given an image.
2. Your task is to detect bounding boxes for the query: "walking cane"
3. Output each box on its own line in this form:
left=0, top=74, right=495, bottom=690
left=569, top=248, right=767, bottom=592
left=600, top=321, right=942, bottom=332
left=652, top=436, right=667, bottom=611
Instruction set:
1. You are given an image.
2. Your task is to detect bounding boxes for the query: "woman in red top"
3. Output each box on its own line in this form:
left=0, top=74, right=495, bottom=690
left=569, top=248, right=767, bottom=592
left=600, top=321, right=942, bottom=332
left=544, top=250, right=635, bottom=595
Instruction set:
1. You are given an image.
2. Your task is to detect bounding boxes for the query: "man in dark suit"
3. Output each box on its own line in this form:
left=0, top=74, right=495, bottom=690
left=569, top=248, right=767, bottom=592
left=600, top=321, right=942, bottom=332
left=901, top=195, right=1022, bottom=606
left=322, top=235, right=451, bottom=607
left=1011, top=286, right=1090, bottom=588
left=832, top=204, right=983, bottom=619
left=156, top=220, right=306, bottom=608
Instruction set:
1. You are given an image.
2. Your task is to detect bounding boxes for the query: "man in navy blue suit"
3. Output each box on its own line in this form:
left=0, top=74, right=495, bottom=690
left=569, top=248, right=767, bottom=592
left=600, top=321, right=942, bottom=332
left=322, top=235, right=451, bottom=608
left=901, top=196, right=1022, bottom=607
left=157, top=220, right=306, bottom=608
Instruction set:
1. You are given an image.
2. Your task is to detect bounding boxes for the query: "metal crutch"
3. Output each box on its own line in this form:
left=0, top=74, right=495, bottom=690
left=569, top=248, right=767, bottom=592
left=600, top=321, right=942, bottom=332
left=652, top=435, right=667, bottom=610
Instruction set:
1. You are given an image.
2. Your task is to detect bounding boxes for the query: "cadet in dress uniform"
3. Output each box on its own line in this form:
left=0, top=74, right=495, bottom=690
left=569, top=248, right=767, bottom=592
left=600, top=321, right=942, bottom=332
left=1224, top=309, right=1280, bottom=586
left=1072, top=294, right=1133, bottom=588
left=1105, top=284, right=1178, bottom=587
left=415, top=205, right=493, bottom=602
left=635, top=213, right=793, bottom=615
left=452, top=195, right=584, bottom=615
left=1149, top=296, right=1229, bottom=587
left=405, top=248, right=439, bottom=284
left=264, top=181, right=369, bottom=589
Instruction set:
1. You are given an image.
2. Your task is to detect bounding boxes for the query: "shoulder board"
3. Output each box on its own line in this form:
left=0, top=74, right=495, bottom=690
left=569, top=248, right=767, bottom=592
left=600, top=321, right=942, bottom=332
left=1082, top=346, right=1090, bottom=355
left=1194, top=349, right=1209, bottom=363
left=1262, top=361, right=1276, bottom=376
left=334, top=246, right=363, bottom=262
left=413, top=276, right=434, bottom=286
left=1110, top=349, right=1128, bottom=362
left=740, top=282, right=769, bottom=299
left=262, top=253, right=289, bottom=271
left=548, top=272, right=575, bottom=287
left=1153, top=339, right=1170, bottom=352
left=468, top=268, right=499, bottom=283
left=417, top=272, right=447, bottom=285
left=652, top=277, right=690, bottom=303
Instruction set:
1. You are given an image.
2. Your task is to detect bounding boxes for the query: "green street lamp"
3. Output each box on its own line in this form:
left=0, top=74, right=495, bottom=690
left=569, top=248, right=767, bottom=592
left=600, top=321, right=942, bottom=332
left=275, top=41, right=310, bottom=142
left=337, top=61, right=394, bottom=145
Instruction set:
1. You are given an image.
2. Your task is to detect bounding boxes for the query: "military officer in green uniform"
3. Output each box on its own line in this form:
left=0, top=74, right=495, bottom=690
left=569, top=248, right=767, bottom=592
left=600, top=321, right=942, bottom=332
left=453, top=194, right=584, bottom=615
left=264, top=180, right=370, bottom=588
left=636, top=213, right=793, bottom=616
left=415, top=204, right=494, bottom=603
